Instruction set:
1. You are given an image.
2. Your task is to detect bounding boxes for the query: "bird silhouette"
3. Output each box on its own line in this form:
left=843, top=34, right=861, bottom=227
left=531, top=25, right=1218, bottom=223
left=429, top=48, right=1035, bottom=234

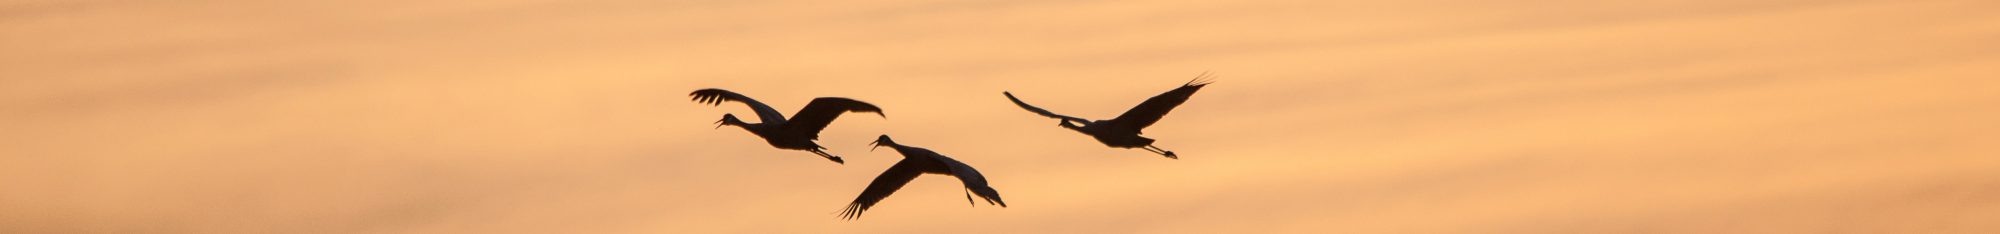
left=841, top=135, right=1006, bottom=220
left=1002, top=73, right=1213, bottom=159
left=690, top=88, right=885, bottom=164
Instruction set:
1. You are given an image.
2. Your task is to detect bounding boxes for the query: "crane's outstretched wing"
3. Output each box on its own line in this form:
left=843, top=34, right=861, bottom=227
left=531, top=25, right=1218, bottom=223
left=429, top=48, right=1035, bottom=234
left=780, top=97, right=884, bottom=138
left=934, top=155, right=1006, bottom=208
left=1109, top=76, right=1212, bottom=133
left=1003, top=92, right=1089, bottom=123
left=841, top=160, right=923, bottom=220
left=689, top=89, right=787, bottom=124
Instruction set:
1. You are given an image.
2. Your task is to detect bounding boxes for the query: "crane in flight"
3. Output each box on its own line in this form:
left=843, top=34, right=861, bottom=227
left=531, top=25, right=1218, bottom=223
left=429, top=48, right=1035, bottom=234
left=841, top=135, right=1006, bottom=220
left=1002, top=73, right=1213, bottom=159
left=690, top=88, right=885, bottom=164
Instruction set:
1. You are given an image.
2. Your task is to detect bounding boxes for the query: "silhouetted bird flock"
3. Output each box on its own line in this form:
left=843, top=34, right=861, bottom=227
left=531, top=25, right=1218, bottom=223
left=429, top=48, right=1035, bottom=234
left=690, top=73, right=1214, bottom=220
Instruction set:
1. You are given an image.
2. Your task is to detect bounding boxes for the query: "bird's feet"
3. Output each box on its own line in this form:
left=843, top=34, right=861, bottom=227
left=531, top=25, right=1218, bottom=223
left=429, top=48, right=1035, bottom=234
left=825, top=156, right=845, bottom=164
left=810, top=149, right=845, bottom=164
left=1144, top=145, right=1178, bottom=159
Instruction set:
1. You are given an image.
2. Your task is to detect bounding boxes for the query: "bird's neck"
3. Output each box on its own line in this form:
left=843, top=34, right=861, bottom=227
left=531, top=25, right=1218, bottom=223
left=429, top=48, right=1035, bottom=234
left=733, top=123, right=767, bottom=134
left=886, top=145, right=925, bottom=159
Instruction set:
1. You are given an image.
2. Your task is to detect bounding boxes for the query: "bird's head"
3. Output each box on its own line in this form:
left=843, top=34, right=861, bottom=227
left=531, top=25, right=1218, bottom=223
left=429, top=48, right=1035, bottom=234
left=714, top=114, right=746, bottom=129
left=869, top=134, right=895, bottom=151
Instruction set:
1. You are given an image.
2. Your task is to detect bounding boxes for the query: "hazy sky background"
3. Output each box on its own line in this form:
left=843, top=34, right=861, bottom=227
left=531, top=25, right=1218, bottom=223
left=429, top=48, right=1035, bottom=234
left=4, top=0, right=1999, bottom=233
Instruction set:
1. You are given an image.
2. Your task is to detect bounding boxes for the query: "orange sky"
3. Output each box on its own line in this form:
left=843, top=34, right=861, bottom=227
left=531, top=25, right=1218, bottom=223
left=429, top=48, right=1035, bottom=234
left=4, top=0, right=1999, bottom=233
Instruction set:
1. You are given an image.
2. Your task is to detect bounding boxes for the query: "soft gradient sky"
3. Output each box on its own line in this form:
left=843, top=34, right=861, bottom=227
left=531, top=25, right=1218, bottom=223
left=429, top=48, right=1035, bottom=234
left=5, top=0, right=1999, bottom=233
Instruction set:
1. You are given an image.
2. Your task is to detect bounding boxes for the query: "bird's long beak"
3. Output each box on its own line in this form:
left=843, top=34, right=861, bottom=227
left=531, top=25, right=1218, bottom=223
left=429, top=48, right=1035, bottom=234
left=713, top=119, right=725, bottom=129
left=869, top=140, right=882, bottom=151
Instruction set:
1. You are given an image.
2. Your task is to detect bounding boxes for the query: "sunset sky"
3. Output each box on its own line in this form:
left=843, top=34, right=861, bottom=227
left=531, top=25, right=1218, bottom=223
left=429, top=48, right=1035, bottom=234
left=4, top=0, right=1999, bottom=233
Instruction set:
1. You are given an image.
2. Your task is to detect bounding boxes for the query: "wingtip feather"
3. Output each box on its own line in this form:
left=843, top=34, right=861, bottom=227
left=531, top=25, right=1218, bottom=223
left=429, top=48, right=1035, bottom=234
left=841, top=202, right=870, bottom=220
left=1185, top=71, right=1217, bottom=87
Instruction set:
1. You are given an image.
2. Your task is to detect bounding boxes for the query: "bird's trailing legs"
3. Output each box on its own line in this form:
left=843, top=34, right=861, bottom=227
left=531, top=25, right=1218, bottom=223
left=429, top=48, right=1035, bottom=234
left=1143, top=145, right=1178, bottom=159
left=1056, top=118, right=1089, bottom=128
left=810, top=149, right=846, bottom=164
left=964, top=189, right=1002, bottom=207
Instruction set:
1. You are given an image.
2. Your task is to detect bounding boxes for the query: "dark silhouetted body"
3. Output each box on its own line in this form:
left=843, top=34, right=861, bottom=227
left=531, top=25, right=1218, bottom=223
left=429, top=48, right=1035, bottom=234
left=690, top=88, right=884, bottom=164
left=1003, top=73, right=1212, bottom=158
left=841, top=135, right=1005, bottom=220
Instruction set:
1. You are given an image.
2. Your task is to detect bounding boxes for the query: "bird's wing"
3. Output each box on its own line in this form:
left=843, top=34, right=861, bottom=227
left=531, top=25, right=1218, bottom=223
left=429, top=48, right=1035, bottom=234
left=935, top=155, right=1006, bottom=207
left=1003, top=91, right=1089, bottom=123
left=689, top=88, right=787, bottom=124
left=780, top=97, right=884, bottom=139
left=1108, top=78, right=1212, bottom=133
left=841, top=160, right=923, bottom=220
